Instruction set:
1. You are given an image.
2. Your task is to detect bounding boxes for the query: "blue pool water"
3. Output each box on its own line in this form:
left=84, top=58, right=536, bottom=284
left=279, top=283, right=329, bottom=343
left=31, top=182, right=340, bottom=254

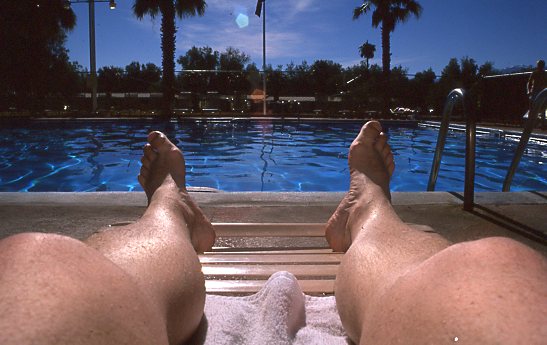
left=0, top=119, right=545, bottom=192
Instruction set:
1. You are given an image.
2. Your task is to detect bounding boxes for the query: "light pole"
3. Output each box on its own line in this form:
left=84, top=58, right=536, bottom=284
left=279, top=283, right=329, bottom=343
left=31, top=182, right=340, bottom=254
left=255, top=0, right=266, bottom=116
left=65, top=0, right=116, bottom=114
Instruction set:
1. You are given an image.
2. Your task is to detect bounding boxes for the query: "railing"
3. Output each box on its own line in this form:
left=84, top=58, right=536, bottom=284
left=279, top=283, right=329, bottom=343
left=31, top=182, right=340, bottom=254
left=502, top=88, right=547, bottom=191
left=427, top=89, right=476, bottom=211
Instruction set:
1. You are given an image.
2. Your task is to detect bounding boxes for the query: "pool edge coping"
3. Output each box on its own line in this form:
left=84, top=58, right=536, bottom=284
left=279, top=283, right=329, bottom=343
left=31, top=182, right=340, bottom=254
left=1, top=191, right=545, bottom=207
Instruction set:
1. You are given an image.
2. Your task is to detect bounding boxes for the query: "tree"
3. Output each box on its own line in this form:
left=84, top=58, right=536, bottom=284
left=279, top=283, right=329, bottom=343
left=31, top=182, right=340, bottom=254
left=478, top=62, right=496, bottom=77
left=359, top=41, right=376, bottom=69
left=408, top=68, right=436, bottom=111
left=266, top=65, right=287, bottom=101
left=133, top=0, right=206, bottom=117
left=177, top=46, right=218, bottom=110
left=123, top=62, right=162, bottom=92
left=98, top=66, right=124, bottom=93
left=353, top=0, right=423, bottom=113
left=435, top=57, right=480, bottom=115
left=388, top=65, right=410, bottom=107
left=344, top=63, right=384, bottom=112
left=219, top=47, right=250, bottom=71
left=310, top=60, right=343, bottom=100
left=285, top=61, right=312, bottom=96
left=218, top=47, right=250, bottom=95
left=0, top=1, right=76, bottom=111
left=440, top=58, right=461, bottom=85
left=140, top=63, right=163, bottom=92
left=178, top=46, right=219, bottom=93
left=460, top=56, right=478, bottom=89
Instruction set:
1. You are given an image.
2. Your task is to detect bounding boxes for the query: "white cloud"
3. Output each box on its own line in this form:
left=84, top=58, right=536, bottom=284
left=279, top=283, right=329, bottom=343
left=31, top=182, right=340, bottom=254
left=177, top=20, right=309, bottom=62
left=338, top=57, right=365, bottom=68
left=174, top=0, right=324, bottom=64
left=122, top=0, right=330, bottom=67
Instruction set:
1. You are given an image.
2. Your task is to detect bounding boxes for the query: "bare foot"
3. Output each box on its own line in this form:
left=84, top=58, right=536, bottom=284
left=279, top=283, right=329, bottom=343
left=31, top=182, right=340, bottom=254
left=325, top=121, right=395, bottom=252
left=138, top=131, right=186, bottom=199
left=138, top=131, right=215, bottom=252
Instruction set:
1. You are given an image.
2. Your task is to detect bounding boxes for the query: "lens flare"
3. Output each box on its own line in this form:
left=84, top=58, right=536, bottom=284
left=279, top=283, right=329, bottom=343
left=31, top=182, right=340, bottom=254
left=236, top=13, right=249, bottom=28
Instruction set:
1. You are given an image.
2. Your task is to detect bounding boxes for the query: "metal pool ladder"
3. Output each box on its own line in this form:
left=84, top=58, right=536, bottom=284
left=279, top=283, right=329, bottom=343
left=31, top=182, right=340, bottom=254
left=502, top=88, right=547, bottom=191
left=427, top=89, right=476, bottom=211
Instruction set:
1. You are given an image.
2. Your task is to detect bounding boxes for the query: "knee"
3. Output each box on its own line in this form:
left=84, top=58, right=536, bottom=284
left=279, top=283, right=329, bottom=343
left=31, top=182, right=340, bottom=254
left=0, top=232, right=78, bottom=266
left=0, top=233, right=170, bottom=344
left=0, top=232, right=104, bottom=290
left=447, top=236, right=546, bottom=272
left=365, top=237, right=547, bottom=343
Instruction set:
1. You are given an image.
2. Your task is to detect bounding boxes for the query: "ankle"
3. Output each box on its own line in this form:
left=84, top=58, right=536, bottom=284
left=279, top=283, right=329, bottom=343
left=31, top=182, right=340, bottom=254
left=146, top=188, right=195, bottom=233
left=149, top=180, right=177, bottom=202
left=347, top=195, right=393, bottom=241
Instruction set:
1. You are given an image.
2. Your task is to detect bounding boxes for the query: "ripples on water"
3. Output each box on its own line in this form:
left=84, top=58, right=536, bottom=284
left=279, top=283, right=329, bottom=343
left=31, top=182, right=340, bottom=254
left=0, top=119, right=545, bottom=192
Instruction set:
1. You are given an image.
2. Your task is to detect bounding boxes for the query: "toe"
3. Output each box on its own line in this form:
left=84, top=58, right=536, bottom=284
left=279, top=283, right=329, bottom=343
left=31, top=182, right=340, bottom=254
left=382, top=144, right=392, bottom=159
left=140, top=156, right=151, bottom=167
left=143, top=144, right=157, bottom=160
left=148, top=131, right=178, bottom=153
left=147, top=131, right=163, bottom=143
left=364, top=120, right=382, bottom=133
left=385, top=152, right=395, bottom=176
left=374, top=133, right=388, bottom=152
left=387, top=161, right=395, bottom=176
left=138, top=174, right=146, bottom=187
left=139, top=165, right=150, bottom=178
left=148, top=131, right=168, bottom=151
left=356, top=121, right=382, bottom=143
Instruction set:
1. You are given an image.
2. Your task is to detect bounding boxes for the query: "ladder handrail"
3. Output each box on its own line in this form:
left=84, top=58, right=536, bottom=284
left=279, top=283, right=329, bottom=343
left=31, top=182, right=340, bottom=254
left=427, top=88, right=476, bottom=211
left=502, top=88, right=547, bottom=192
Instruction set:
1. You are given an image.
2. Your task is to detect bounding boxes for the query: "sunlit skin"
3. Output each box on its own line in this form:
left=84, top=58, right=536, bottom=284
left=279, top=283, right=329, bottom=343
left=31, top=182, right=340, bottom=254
left=0, top=122, right=545, bottom=345
left=326, top=121, right=547, bottom=344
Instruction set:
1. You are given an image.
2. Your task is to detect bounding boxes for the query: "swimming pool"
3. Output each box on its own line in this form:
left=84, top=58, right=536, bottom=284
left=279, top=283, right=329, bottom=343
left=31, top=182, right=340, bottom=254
left=0, top=119, right=545, bottom=192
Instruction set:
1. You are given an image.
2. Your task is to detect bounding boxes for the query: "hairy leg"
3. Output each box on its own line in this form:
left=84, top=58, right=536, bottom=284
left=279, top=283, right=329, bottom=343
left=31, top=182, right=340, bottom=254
left=0, top=131, right=215, bottom=345
left=85, top=131, right=215, bottom=343
left=326, top=121, right=547, bottom=344
left=0, top=232, right=170, bottom=345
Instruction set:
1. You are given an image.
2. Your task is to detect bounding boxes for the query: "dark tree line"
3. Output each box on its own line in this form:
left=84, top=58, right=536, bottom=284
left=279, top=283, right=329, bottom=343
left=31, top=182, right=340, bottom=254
left=0, top=1, right=537, bottom=119
left=0, top=2, right=527, bottom=116
left=88, top=53, right=504, bottom=115
left=0, top=0, right=81, bottom=112
left=98, top=62, right=162, bottom=93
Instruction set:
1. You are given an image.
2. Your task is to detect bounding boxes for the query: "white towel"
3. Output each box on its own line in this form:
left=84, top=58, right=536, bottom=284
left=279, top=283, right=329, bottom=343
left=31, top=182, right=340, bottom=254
left=188, top=271, right=350, bottom=345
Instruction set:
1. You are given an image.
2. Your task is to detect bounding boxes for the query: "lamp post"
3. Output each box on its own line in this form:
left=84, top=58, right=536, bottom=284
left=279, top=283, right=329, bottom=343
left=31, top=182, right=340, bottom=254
left=255, top=0, right=266, bottom=116
left=65, top=0, right=116, bottom=114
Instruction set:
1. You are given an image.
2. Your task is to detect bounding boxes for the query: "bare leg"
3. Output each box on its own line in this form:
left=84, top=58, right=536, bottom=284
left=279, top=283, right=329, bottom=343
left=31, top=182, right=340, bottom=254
left=0, top=131, right=215, bottom=345
left=326, top=121, right=547, bottom=344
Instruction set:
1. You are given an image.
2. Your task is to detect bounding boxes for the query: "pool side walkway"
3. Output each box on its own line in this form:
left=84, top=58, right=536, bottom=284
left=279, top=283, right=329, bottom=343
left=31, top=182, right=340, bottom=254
left=0, top=191, right=545, bottom=255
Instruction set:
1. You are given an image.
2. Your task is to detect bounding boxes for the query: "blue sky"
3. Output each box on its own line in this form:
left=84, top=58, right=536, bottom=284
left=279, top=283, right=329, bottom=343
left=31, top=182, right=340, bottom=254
left=66, top=0, right=547, bottom=75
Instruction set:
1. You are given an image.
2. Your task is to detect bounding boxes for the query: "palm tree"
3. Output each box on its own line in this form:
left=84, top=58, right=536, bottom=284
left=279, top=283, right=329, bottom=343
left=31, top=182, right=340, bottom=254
left=133, top=0, right=206, bottom=117
left=359, top=40, right=376, bottom=69
left=353, top=0, right=422, bottom=113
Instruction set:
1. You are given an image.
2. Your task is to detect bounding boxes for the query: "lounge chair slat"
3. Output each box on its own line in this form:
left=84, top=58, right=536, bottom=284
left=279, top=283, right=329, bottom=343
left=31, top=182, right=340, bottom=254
left=199, top=253, right=343, bottom=264
left=205, top=279, right=335, bottom=296
left=208, top=248, right=337, bottom=254
left=202, top=264, right=338, bottom=280
left=212, top=222, right=326, bottom=237
left=204, top=223, right=340, bottom=295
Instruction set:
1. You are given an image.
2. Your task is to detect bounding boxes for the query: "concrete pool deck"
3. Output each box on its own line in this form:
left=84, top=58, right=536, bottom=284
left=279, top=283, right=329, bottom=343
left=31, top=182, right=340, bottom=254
left=1, top=119, right=545, bottom=254
left=0, top=191, right=545, bottom=255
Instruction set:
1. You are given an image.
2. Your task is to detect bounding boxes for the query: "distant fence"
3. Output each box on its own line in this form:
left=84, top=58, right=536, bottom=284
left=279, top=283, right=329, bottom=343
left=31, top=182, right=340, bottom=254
left=480, top=72, right=532, bottom=124
left=69, top=92, right=331, bottom=115
left=2, top=69, right=541, bottom=122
